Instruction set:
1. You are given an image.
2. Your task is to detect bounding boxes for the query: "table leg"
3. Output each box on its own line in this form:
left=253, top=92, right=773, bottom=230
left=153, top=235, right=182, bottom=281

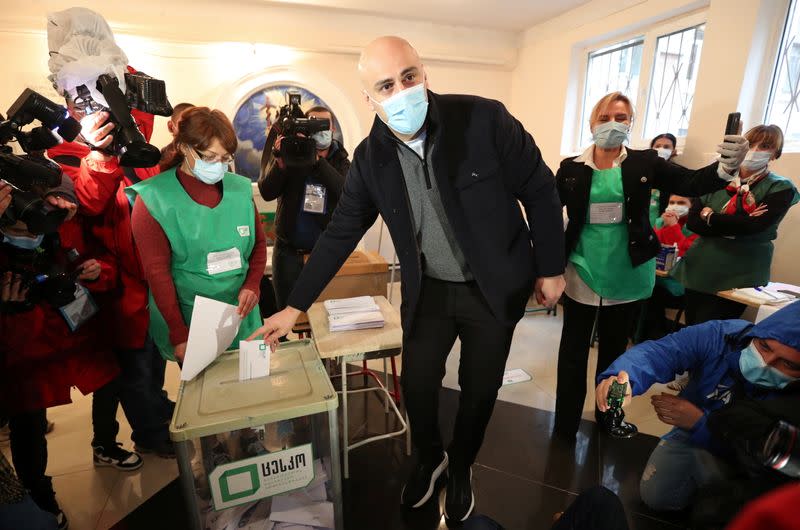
left=328, top=408, right=344, bottom=530
left=341, top=359, right=349, bottom=480
left=383, top=358, right=389, bottom=413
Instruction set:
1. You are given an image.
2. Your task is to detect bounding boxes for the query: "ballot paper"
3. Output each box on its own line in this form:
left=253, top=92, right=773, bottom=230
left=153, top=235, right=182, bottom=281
left=269, top=494, right=334, bottom=528
left=502, top=368, right=532, bottom=386
left=328, top=311, right=385, bottom=332
left=733, top=287, right=794, bottom=305
left=323, top=296, right=379, bottom=314
left=239, top=340, right=271, bottom=381
left=181, top=296, right=241, bottom=381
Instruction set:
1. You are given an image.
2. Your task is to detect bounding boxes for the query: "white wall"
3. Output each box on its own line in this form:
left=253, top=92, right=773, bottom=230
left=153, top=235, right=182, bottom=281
left=511, top=0, right=800, bottom=284
left=0, top=0, right=515, bottom=263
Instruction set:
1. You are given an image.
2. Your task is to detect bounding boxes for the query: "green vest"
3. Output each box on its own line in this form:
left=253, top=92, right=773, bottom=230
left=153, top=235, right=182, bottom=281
left=649, top=189, right=661, bottom=227
left=673, top=172, right=799, bottom=293
left=570, top=167, right=655, bottom=300
left=127, top=168, right=262, bottom=361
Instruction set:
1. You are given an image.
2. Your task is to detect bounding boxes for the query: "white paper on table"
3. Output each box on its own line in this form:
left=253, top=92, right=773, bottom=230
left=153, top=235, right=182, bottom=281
left=323, top=296, right=375, bottom=311
left=502, top=368, right=532, bottom=386
left=269, top=494, right=334, bottom=528
left=181, top=296, right=241, bottom=381
left=239, top=340, right=271, bottom=381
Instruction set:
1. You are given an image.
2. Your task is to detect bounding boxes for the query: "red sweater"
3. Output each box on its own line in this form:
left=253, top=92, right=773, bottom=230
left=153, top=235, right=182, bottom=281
left=131, top=168, right=266, bottom=346
left=726, top=484, right=800, bottom=530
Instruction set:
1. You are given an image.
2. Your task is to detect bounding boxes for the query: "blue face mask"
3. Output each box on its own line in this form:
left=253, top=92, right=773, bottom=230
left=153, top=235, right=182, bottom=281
left=312, top=130, right=333, bottom=150
left=2, top=233, right=44, bottom=250
left=592, top=121, right=630, bottom=148
left=739, top=341, right=799, bottom=389
left=192, top=158, right=226, bottom=185
left=375, top=83, right=428, bottom=136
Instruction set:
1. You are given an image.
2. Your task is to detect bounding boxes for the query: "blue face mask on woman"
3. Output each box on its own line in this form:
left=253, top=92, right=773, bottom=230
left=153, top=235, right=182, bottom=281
left=592, top=121, right=630, bottom=149
left=739, top=341, right=799, bottom=389
left=191, top=156, right=226, bottom=185
left=2, top=232, right=44, bottom=250
left=374, top=83, right=429, bottom=136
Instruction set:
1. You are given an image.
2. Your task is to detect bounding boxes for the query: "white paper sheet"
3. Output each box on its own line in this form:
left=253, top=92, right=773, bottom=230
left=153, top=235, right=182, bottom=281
left=239, top=340, right=271, bottom=381
left=181, top=296, right=241, bottom=381
left=269, top=495, right=334, bottom=528
left=502, top=368, right=532, bottom=386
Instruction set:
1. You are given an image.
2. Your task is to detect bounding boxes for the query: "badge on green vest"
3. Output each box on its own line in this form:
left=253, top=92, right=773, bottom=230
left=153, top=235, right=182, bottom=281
left=237, top=226, right=251, bottom=237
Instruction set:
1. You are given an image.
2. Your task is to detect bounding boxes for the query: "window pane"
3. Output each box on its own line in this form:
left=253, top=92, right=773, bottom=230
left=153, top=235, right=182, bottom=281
left=579, top=37, right=644, bottom=148
left=765, top=0, right=800, bottom=152
left=643, top=24, right=706, bottom=141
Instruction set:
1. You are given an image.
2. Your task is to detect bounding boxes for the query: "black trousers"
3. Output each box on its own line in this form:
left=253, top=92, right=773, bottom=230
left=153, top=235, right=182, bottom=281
left=272, top=243, right=307, bottom=311
left=640, top=285, right=685, bottom=341
left=92, top=338, right=173, bottom=448
left=554, top=296, right=637, bottom=435
left=401, top=277, right=515, bottom=470
left=9, top=409, right=48, bottom=492
left=684, top=289, right=746, bottom=325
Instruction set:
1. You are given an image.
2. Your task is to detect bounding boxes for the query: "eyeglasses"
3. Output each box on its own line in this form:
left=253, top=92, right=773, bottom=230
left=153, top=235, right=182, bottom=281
left=190, top=146, right=234, bottom=165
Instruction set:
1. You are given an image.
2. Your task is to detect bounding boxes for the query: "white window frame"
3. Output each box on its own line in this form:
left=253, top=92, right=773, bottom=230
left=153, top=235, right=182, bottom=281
left=570, top=10, right=707, bottom=154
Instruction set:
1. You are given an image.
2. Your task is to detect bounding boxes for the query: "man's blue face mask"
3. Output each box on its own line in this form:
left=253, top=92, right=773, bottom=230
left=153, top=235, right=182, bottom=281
left=739, top=341, right=799, bottom=389
left=370, top=83, right=428, bottom=136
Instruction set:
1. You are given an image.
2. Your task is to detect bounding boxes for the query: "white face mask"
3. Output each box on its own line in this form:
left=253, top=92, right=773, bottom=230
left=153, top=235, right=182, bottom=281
left=666, top=204, right=689, bottom=217
left=741, top=150, right=772, bottom=171
left=656, top=147, right=673, bottom=160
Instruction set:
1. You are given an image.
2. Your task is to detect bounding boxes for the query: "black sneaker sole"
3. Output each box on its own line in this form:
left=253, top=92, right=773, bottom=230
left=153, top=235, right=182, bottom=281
left=445, top=467, right=474, bottom=522
left=401, top=452, right=449, bottom=509
left=134, top=444, right=176, bottom=459
left=93, top=455, right=143, bottom=471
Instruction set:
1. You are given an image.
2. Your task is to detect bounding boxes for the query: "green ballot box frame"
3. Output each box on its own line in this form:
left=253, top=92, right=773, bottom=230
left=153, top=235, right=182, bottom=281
left=169, top=339, right=343, bottom=530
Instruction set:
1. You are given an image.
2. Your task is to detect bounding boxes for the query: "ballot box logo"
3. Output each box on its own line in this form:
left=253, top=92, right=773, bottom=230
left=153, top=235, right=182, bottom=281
left=209, top=443, right=315, bottom=511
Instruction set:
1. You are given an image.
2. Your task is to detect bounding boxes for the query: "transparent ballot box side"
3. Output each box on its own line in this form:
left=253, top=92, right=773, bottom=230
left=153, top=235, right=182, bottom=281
left=169, top=340, right=342, bottom=530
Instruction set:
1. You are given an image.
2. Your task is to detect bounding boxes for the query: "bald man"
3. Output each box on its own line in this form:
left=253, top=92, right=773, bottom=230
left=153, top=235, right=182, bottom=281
left=250, top=36, right=566, bottom=521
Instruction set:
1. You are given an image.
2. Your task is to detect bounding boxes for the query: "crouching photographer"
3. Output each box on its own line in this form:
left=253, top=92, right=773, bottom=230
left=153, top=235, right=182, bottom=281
left=0, top=166, right=120, bottom=530
left=258, top=92, right=345, bottom=310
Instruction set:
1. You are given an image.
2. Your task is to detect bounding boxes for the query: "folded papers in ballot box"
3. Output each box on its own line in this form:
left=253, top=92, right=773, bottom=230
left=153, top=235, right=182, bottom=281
left=324, top=296, right=384, bottom=332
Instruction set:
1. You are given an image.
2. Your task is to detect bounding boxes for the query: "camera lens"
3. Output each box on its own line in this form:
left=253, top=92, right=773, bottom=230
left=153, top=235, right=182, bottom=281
left=763, top=420, right=800, bottom=478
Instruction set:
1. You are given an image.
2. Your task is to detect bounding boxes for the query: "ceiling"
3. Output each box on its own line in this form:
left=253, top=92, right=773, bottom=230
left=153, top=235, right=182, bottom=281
left=262, top=0, right=592, bottom=32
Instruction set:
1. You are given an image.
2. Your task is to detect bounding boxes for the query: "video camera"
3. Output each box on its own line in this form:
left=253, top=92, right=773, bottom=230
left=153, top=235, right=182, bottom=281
left=0, top=89, right=81, bottom=234
left=275, top=91, right=330, bottom=168
left=3, top=244, right=83, bottom=310
left=73, top=71, right=173, bottom=168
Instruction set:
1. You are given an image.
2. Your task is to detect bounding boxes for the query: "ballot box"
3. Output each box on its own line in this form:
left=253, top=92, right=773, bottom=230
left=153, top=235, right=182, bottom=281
left=170, top=340, right=343, bottom=530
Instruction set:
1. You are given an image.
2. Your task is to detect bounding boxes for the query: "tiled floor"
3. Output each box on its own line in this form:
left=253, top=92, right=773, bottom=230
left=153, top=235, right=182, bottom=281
left=2, top=284, right=679, bottom=529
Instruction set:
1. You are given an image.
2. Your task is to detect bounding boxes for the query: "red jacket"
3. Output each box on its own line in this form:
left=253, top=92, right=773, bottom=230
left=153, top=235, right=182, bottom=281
left=48, top=106, right=160, bottom=350
left=0, top=218, right=119, bottom=414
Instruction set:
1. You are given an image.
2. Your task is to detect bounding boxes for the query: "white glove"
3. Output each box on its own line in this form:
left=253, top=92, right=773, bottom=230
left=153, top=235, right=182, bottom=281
left=716, top=135, right=749, bottom=173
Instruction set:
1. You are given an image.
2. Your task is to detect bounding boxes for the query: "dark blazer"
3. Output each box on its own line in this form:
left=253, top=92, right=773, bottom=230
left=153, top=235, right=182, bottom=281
left=556, top=149, right=729, bottom=266
left=258, top=158, right=345, bottom=249
left=287, top=91, right=565, bottom=334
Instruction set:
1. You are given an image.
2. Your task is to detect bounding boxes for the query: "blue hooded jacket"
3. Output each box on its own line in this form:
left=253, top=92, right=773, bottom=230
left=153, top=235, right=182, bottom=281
left=599, top=301, right=800, bottom=453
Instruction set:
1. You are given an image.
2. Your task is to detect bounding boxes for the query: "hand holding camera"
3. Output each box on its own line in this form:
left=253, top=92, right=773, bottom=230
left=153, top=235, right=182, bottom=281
left=0, top=182, right=11, bottom=217
left=1, top=272, right=28, bottom=303
left=80, top=111, right=115, bottom=154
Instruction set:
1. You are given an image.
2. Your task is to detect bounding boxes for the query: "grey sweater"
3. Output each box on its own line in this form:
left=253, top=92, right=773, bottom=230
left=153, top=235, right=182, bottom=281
left=395, top=138, right=472, bottom=282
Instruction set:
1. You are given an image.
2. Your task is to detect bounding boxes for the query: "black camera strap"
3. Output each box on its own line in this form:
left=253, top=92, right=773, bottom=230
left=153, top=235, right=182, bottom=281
left=122, top=166, right=141, bottom=185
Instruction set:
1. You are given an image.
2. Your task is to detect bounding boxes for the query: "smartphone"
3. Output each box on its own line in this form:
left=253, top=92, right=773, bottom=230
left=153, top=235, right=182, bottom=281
left=725, top=112, right=741, bottom=136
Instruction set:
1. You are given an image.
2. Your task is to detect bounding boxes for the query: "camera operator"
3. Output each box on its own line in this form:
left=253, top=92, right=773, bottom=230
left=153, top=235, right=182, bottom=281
left=258, top=98, right=345, bottom=311
left=45, top=7, right=175, bottom=458
left=305, top=106, right=351, bottom=177
left=0, top=173, right=124, bottom=530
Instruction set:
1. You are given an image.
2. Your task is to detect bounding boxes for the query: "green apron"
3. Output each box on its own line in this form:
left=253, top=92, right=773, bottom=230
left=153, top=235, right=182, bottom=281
left=127, top=168, right=261, bottom=361
left=649, top=189, right=661, bottom=226
left=570, top=167, right=655, bottom=300
left=672, top=172, right=799, bottom=293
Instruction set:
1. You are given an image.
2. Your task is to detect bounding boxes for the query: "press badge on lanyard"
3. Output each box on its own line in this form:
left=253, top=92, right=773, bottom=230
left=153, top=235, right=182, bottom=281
left=303, top=184, right=327, bottom=214
left=59, top=284, right=99, bottom=332
left=589, top=202, right=624, bottom=224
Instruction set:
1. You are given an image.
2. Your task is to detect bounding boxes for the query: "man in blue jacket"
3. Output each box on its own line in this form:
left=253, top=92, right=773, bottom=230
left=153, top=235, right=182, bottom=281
left=250, top=36, right=566, bottom=522
left=595, top=301, right=800, bottom=512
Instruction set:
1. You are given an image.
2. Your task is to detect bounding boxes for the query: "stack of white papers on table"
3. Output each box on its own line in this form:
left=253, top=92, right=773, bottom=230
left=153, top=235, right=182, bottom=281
left=324, top=296, right=384, bottom=332
left=734, top=287, right=794, bottom=305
